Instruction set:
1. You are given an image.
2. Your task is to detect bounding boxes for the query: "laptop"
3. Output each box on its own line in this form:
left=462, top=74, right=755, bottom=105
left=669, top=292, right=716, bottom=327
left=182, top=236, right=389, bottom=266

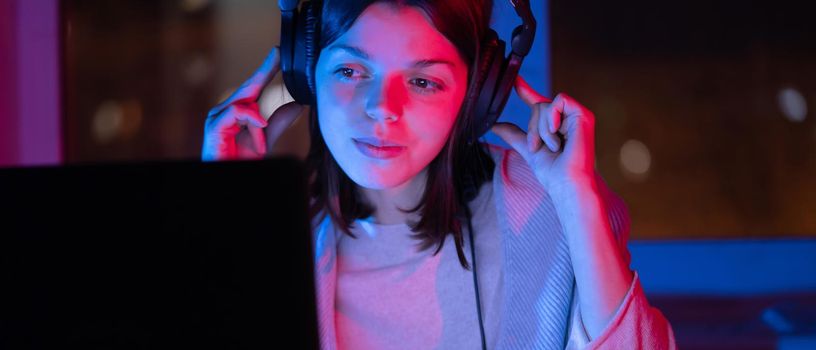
left=0, top=157, right=319, bottom=349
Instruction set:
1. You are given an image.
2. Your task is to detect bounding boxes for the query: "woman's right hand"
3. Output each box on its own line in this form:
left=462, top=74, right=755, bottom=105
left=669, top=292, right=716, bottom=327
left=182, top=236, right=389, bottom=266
left=202, top=46, right=304, bottom=162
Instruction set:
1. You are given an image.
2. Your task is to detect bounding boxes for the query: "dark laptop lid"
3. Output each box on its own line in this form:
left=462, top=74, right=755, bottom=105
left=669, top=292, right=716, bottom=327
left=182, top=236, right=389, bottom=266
left=0, top=157, right=318, bottom=349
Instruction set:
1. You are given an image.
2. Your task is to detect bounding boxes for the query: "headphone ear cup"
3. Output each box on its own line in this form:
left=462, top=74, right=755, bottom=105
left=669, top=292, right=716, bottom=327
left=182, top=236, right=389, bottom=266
left=303, top=0, right=319, bottom=102
left=472, top=30, right=506, bottom=140
left=279, top=4, right=297, bottom=103
left=289, top=0, right=318, bottom=105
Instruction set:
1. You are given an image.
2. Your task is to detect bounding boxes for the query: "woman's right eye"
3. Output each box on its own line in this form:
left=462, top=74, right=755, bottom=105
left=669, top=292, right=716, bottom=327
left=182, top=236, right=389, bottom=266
left=334, top=67, right=363, bottom=82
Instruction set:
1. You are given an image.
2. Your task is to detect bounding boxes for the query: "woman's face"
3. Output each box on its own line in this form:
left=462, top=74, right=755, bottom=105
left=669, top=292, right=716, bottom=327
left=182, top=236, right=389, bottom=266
left=314, top=3, right=469, bottom=191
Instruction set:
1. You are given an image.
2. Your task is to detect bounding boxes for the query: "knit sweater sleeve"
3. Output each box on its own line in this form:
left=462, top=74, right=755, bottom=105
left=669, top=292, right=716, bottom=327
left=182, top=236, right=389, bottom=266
left=564, top=173, right=677, bottom=349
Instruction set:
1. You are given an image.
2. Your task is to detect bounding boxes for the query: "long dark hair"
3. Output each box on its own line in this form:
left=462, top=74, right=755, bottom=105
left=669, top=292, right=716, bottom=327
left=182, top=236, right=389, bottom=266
left=306, top=0, right=496, bottom=270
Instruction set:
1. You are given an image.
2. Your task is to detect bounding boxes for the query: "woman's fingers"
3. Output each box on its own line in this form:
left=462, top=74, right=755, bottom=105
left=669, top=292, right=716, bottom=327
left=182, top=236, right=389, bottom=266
left=209, top=103, right=267, bottom=134
left=202, top=46, right=290, bottom=161
left=542, top=130, right=562, bottom=153
left=248, top=126, right=267, bottom=158
left=527, top=102, right=542, bottom=152
left=491, top=122, right=531, bottom=161
left=514, top=75, right=560, bottom=153
left=529, top=101, right=562, bottom=153
left=205, top=47, right=275, bottom=133
left=548, top=97, right=563, bottom=134
left=514, top=75, right=553, bottom=107
left=541, top=102, right=563, bottom=153
left=235, top=127, right=261, bottom=159
left=202, top=104, right=268, bottom=161
left=209, top=47, right=282, bottom=117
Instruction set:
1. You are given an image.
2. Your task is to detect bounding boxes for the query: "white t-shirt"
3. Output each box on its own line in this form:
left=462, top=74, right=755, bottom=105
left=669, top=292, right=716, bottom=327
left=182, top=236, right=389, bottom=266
left=334, top=181, right=504, bottom=350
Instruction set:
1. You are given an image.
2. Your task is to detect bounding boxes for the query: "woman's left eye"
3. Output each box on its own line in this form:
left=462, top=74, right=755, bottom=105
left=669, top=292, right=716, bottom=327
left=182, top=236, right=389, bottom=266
left=410, top=78, right=444, bottom=94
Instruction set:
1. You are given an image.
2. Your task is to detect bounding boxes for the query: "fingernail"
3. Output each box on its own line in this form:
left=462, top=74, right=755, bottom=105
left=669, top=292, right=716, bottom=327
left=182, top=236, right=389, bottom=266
left=546, top=136, right=557, bottom=152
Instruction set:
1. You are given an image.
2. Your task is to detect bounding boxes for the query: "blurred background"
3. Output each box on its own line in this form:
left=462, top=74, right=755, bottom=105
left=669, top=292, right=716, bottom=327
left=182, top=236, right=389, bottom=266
left=1, top=0, right=815, bottom=348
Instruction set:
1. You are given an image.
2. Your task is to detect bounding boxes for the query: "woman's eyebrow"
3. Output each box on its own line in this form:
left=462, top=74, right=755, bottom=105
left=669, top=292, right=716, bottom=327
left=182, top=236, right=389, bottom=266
left=412, top=59, right=455, bottom=69
left=327, top=44, right=456, bottom=68
left=328, top=44, right=370, bottom=60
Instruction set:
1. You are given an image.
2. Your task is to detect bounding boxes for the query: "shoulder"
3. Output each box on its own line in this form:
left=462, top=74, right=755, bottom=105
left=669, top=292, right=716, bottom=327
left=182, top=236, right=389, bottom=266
left=481, top=143, right=554, bottom=238
left=482, top=142, right=632, bottom=252
left=482, top=142, right=549, bottom=203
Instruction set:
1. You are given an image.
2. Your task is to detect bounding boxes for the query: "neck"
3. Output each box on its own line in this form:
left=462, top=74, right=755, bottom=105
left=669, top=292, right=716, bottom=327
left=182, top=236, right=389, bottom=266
left=358, top=168, right=428, bottom=226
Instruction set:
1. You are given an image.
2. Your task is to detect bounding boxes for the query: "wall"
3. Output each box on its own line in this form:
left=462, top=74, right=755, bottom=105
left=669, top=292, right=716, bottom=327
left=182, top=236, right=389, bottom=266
left=0, top=0, right=62, bottom=168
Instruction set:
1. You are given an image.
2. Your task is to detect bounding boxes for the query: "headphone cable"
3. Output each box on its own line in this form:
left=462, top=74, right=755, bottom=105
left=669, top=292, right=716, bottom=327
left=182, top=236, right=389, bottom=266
left=465, top=203, right=488, bottom=350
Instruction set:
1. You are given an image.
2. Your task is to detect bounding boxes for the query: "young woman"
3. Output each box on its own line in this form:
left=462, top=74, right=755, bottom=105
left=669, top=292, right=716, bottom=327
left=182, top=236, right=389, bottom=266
left=203, top=0, right=676, bottom=349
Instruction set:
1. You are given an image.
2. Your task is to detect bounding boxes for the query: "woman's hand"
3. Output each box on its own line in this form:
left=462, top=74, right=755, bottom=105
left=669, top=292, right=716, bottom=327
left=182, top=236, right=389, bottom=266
left=494, top=76, right=637, bottom=339
left=202, top=46, right=304, bottom=161
left=491, top=76, right=597, bottom=194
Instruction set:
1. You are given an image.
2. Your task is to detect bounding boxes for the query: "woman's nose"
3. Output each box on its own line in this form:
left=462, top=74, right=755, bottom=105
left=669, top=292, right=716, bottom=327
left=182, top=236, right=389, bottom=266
left=364, top=76, right=405, bottom=123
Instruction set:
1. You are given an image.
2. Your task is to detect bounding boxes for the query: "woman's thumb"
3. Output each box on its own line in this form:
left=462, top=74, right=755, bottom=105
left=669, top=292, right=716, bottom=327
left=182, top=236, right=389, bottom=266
left=491, top=122, right=529, bottom=158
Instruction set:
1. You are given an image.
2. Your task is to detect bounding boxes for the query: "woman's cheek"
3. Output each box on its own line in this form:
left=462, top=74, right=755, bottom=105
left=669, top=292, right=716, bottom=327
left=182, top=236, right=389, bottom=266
left=325, top=81, right=357, bottom=106
left=411, top=104, right=458, bottom=142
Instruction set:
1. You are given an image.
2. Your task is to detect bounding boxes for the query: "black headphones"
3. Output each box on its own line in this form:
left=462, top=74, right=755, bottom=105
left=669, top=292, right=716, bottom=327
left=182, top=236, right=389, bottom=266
left=278, top=0, right=537, bottom=146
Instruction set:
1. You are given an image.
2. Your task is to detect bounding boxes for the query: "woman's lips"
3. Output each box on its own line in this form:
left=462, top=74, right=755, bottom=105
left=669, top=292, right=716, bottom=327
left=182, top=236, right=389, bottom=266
left=354, top=137, right=404, bottom=147
left=353, top=138, right=406, bottom=159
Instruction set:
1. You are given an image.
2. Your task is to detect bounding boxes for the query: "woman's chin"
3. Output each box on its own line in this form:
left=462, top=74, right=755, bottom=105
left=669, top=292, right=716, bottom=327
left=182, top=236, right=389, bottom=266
left=349, top=174, right=407, bottom=191
left=336, top=158, right=410, bottom=190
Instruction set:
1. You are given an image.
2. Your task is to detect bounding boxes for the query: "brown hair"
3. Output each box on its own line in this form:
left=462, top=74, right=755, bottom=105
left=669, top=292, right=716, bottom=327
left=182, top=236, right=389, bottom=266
left=306, top=0, right=496, bottom=269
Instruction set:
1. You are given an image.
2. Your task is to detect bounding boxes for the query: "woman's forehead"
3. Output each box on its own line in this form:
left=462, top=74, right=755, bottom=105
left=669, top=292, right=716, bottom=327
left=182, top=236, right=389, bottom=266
left=323, top=3, right=464, bottom=68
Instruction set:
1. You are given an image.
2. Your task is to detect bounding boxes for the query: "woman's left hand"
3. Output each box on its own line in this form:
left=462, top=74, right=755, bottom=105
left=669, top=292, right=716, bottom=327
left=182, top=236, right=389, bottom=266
left=491, top=76, right=597, bottom=194
left=494, top=77, right=642, bottom=340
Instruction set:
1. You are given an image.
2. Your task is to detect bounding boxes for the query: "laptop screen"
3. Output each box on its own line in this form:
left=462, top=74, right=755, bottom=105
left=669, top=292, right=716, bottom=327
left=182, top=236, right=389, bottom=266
left=0, top=158, right=319, bottom=348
